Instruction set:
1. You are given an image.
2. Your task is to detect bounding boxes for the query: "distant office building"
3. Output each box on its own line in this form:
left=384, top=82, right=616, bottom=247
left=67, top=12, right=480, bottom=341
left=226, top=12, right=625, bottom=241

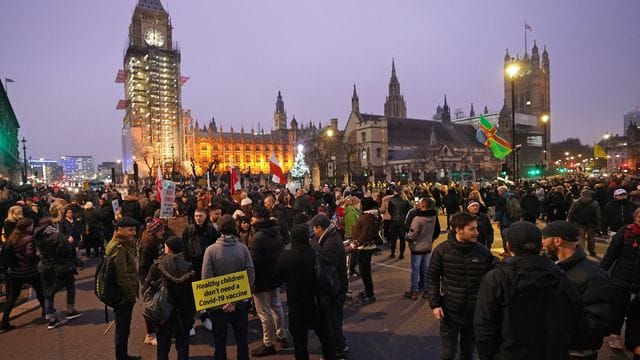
left=59, top=156, right=95, bottom=180
left=29, top=159, right=64, bottom=183
left=97, top=161, right=123, bottom=181
left=0, top=83, right=21, bottom=182
left=624, top=109, right=640, bottom=136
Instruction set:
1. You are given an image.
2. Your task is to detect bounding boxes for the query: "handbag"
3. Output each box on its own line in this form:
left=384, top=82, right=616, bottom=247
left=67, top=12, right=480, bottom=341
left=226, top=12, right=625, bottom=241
left=142, top=275, right=173, bottom=328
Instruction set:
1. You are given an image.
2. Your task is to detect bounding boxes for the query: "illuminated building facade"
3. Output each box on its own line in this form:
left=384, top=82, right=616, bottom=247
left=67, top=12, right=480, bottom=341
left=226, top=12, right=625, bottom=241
left=0, top=83, right=20, bottom=182
left=122, top=0, right=182, bottom=176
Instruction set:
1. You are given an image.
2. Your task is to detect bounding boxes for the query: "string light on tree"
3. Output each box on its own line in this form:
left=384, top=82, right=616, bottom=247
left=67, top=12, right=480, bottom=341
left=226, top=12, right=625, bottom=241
left=291, top=144, right=309, bottom=180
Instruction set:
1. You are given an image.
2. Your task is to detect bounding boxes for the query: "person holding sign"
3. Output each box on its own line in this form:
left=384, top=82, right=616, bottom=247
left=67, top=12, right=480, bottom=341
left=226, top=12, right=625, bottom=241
left=202, top=215, right=255, bottom=360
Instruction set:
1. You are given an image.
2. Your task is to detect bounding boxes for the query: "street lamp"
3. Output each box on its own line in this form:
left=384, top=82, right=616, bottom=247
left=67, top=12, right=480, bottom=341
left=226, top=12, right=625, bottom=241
left=326, top=129, right=334, bottom=184
left=171, top=144, right=175, bottom=181
left=506, top=62, right=520, bottom=182
left=21, top=137, right=27, bottom=184
left=540, top=114, right=549, bottom=177
left=603, top=133, right=611, bottom=172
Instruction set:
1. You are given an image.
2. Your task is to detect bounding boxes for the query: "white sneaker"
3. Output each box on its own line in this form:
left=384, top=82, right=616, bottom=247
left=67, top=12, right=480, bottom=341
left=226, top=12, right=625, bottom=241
left=189, top=327, right=196, bottom=337
left=609, top=334, right=624, bottom=350
left=203, top=318, right=213, bottom=331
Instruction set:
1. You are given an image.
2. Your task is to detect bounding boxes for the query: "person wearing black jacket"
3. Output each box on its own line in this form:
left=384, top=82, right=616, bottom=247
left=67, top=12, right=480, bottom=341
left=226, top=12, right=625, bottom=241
left=474, top=221, right=581, bottom=360
left=275, top=224, right=336, bottom=360
left=143, top=236, right=196, bottom=360
left=542, top=221, right=612, bottom=359
left=120, top=193, right=143, bottom=224
left=97, top=197, right=115, bottom=242
left=519, top=188, right=540, bottom=224
left=250, top=207, right=287, bottom=357
left=264, top=196, right=291, bottom=246
left=467, top=202, right=494, bottom=248
left=602, top=189, right=638, bottom=233
left=428, top=212, right=494, bottom=360
left=601, top=207, right=640, bottom=350
left=312, top=214, right=348, bottom=358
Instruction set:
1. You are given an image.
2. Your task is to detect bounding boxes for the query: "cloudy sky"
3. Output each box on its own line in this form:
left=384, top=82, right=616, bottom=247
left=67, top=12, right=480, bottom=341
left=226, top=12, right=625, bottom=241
left=1, top=0, right=639, bottom=164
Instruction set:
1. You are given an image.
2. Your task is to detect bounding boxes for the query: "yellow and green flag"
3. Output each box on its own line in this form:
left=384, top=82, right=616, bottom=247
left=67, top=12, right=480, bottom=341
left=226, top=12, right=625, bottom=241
left=476, top=115, right=512, bottom=160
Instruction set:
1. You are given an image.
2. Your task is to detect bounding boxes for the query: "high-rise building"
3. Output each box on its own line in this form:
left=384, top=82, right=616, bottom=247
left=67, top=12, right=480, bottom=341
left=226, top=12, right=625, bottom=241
left=29, top=159, right=64, bottom=183
left=121, top=0, right=182, bottom=176
left=58, top=156, right=95, bottom=180
left=0, top=83, right=21, bottom=182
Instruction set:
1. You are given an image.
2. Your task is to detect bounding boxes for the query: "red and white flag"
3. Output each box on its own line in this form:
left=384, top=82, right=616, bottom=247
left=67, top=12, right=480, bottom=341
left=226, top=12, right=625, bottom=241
left=269, top=154, right=287, bottom=185
left=115, top=69, right=126, bottom=83
left=116, top=99, right=128, bottom=109
left=230, top=165, right=241, bottom=195
left=179, top=76, right=190, bottom=86
left=156, top=166, right=163, bottom=202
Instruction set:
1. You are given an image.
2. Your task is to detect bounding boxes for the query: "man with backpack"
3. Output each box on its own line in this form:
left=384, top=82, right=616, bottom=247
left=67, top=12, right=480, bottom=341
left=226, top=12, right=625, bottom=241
left=387, top=186, right=412, bottom=259
left=474, top=221, right=581, bottom=360
left=494, top=185, right=522, bottom=257
left=567, top=189, right=601, bottom=257
left=105, top=216, right=142, bottom=360
left=312, top=214, right=348, bottom=359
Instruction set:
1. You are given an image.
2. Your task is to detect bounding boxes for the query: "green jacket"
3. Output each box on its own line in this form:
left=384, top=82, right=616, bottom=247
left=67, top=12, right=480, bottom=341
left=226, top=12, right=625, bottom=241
left=105, top=234, right=139, bottom=304
left=343, top=205, right=361, bottom=239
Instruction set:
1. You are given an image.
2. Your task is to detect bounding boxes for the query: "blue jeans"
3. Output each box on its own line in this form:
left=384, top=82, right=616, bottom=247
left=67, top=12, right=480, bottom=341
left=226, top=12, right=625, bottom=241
left=44, top=274, right=76, bottom=320
left=410, top=252, right=431, bottom=292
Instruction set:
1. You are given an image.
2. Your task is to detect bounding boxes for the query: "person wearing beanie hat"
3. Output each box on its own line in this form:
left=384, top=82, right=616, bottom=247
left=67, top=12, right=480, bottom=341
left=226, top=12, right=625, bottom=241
left=541, top=220, right=613, bottom=357
left=466, top=200, right=494, bottom=249
left=275, top=224, right=336, bottom=360
left=138, top=217, right=166, bottom=346
left=142, top=235, right=196, bottom=360
left=474, top=221, right=581, bottom=360
left=567, top=188, right=601, bottom=257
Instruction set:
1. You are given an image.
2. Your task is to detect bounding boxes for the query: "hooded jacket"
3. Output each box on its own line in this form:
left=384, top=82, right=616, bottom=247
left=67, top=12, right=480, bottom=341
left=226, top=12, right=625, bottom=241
left=567, top=193, right=601, bottom=228
left=143, top=253, right=196, bottom=331
left=557, top=246, right=612, bottom=352
left=250, top=219, right=282, bottom=293
left=342, top=205, right=360, bottom=239
left=35, top=224, right=77, bottom=297
left=601, top=223, right=640, bottom=291
left=181, top=222, right=220, bottom=280
left=406, top=209, right=439, bottom=254
left=474, top=255, right=581, bottom=360
left=201, top=234, right=255, bottom=290
left=316, top=224, right=348, bottom=296
left=603, top=198, right=638, bottom=232
left=105, top=233, right=139, bottom=304
left=351, top=210, right=379, bottom=250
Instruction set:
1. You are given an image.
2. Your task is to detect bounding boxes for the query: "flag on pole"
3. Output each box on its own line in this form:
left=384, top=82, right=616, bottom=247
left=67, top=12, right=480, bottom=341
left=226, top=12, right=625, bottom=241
left=525, top=22, right=532, bottom=31
left=5, top=78, right=15, bottom=83
left=476, top=114, right=512, bottom=160
left=594, top=143, right=607, bottom=159
left=156, top=166, right=163, bottom=202
left=269, top=154, right=287, bottom=184
left=116, top=99, right=128, bottom=109
left=230, top=165, right=241, bottom=194
left=206, top=171, right=211, bottom=190
left=179, top=76, right=190, bottom=86
left=115, top=70, right=125, bottom=83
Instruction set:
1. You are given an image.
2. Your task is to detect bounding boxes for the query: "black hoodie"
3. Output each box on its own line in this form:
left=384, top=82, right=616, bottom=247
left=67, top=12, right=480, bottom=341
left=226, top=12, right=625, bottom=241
left=251, top=219, right=282, bottom=293
left=474, top=255, right=581, bottom=360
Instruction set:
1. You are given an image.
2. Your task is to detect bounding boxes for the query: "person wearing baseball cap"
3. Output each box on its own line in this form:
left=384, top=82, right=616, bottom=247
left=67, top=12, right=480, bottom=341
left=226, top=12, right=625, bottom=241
left=602, top=188, right=638, bottom=234
left=542, top=221, right=613, bottom=358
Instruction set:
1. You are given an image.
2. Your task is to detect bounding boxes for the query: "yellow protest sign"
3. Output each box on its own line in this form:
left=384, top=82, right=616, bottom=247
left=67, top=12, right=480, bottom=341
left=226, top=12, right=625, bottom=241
left=191, top=270, right=252, bottom=311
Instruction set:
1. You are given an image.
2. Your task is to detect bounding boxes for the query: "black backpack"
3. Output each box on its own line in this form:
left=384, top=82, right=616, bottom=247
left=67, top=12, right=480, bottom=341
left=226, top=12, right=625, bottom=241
left=95, top=246, right=123, bottom=307
left=313, top=247, right=341, bottom=307
left=572, top=201, right=596, bottom=226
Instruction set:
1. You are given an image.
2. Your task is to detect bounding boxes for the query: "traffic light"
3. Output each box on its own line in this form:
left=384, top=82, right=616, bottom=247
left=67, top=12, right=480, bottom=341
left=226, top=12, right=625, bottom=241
left=527, top=166, right=541, bottom=177
left=501, top=163, right=508, bottom=176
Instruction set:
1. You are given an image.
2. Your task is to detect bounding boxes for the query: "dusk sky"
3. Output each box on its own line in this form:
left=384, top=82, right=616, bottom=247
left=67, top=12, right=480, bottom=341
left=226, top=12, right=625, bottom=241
left=1, top=0, right=639, bottom=165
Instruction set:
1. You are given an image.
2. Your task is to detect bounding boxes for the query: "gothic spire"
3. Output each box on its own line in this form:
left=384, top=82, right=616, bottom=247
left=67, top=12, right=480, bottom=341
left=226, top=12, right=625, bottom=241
left=274, top=90, right=287, bottom=130
left=351, top=84, right=360, bottom=113
left=136, top=0, right=166, bottom=13
left=441, top=94, right=451, bottom=123
left=384, top=58, right=407, bottom=118
left=469, top=102, right=475, bottom=117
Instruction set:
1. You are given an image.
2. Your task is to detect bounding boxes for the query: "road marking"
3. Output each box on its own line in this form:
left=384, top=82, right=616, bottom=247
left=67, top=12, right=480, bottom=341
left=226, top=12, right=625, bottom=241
left=372, top=261, right=410, bottom=272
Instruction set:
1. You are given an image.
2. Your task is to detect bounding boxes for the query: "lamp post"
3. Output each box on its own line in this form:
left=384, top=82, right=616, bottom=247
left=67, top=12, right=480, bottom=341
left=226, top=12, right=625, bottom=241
left=603, top=133, right=611, bottom=172
left=21, top=137, right=27, bottom=184
left=326, top=129, right=334, bottom=184
left=540, top=115, right=549, bottom=177
left=506, top=62, right=520, bottom=183
left=171, top=144, right=175, bottom=181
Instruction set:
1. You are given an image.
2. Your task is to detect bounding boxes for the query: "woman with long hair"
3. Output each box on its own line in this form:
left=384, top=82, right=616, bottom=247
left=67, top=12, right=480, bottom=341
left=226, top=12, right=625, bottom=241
left=4, top=205, right=24, bottom=240
left=0, top=218, right=45, bottom=331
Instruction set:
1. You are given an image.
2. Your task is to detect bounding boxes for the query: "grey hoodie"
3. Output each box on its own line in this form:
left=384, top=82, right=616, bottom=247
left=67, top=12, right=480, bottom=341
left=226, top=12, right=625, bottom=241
left=202, top=234, right=255, bottom=289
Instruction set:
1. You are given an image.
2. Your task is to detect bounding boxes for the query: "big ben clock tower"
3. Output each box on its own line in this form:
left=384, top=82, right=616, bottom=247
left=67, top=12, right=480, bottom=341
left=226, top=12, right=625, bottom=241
left=122, top=0, right=183, bottom=176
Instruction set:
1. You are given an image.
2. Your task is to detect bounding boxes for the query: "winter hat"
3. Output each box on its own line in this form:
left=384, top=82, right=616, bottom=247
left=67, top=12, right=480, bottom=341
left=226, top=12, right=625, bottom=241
left=240, top=198, right=253, bottom=206
left=506, top=221, right=542, bottom=254
left=541, top=221, right=579, bottom=241
left=116, top=216, right=139, bottom=228
left=311, top=214, right=331, bottom=229
left=165, top=236, right=183, bottom=254
left=145, top=217, right=164, bottom=235
left=466, top=201, right=480, bottom=209
left=290, top=224, right=311, bottom=245
left=614, top=189, right=627, bottom=196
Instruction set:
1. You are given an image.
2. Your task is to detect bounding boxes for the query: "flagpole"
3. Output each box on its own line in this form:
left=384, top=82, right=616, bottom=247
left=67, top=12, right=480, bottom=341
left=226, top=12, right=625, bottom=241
left=524, top=20, right=527, bottom=53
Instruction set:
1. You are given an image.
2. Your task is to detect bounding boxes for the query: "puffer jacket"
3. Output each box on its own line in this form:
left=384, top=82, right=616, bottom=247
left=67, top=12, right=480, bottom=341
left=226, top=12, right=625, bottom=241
left=8, top=232, right=39, bottom=278
left=603, top=199, right=638, bottom=233
left=474, top=255, right=580, bottom=360
left=35, top=224, right=77, bottom=297
left=601, top=223, right=640, bottom=291
left=406, top=209, right=439, bottom=254
left=105, top=234, right=139, bottom=304
left=143, top=253, right=196, bottom=331
left=251, top=219, right=282, bottom=293
left=557, top=246, right=612, bottom=351
left=428, top=232, right=494, bottom=324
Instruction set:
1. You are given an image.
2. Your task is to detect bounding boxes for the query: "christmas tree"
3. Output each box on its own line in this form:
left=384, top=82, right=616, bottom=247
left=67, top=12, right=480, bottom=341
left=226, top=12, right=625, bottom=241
left=291, top=144, right=309, bottom=181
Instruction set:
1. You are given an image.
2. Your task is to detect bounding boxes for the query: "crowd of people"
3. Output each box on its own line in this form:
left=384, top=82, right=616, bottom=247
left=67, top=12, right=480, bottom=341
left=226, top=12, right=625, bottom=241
left=0, top=173, right=639, bottom=359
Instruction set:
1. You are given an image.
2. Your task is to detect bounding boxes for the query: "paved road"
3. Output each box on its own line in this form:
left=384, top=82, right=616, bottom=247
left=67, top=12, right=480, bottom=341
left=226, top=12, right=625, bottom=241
left=0, top=215, right=634, bottom=359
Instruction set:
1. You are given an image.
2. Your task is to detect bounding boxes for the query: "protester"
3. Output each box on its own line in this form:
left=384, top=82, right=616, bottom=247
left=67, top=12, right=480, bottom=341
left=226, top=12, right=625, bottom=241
left=466, top=201, right=493, bottom=248
left=143, top=236, right=196, bottom=360
left=81, top=201, right=105, bottom=257
left=404, top=197, right=439, bottom=300
left=202, top=214, right=255, bottom=360
left=3, top=205, right=23, bottom=239
left=601, top=207, right=640, bottom=350
left=105, top=216, right=141, bottom=360
left=542, top=221, right=612, bottom=360
left=387, top=186, right=412, bottom=259
left=474, top=221, right=581, bottom=360
left=428, top=212, right=494, bottom=360
left=249, top=206, right=288, bottom=357
left=138, top=217, right=166, bottom=346
left=276, top=224, right=336, bottom=360
left=602, top=188, right=638, bottom=234
left=343, top=196, right=361, bottom=277
left=567, top=189, right=601, bottom=257
left=0, top=218, right=45, bottom=331
left=312, top=214, right=349, bottom=358
left=349, top=197, right=380, bottom=304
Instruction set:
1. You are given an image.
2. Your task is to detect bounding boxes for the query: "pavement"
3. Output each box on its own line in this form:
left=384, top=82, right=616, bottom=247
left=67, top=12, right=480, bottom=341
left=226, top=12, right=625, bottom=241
left=0, top=215, right=634, bottom=359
